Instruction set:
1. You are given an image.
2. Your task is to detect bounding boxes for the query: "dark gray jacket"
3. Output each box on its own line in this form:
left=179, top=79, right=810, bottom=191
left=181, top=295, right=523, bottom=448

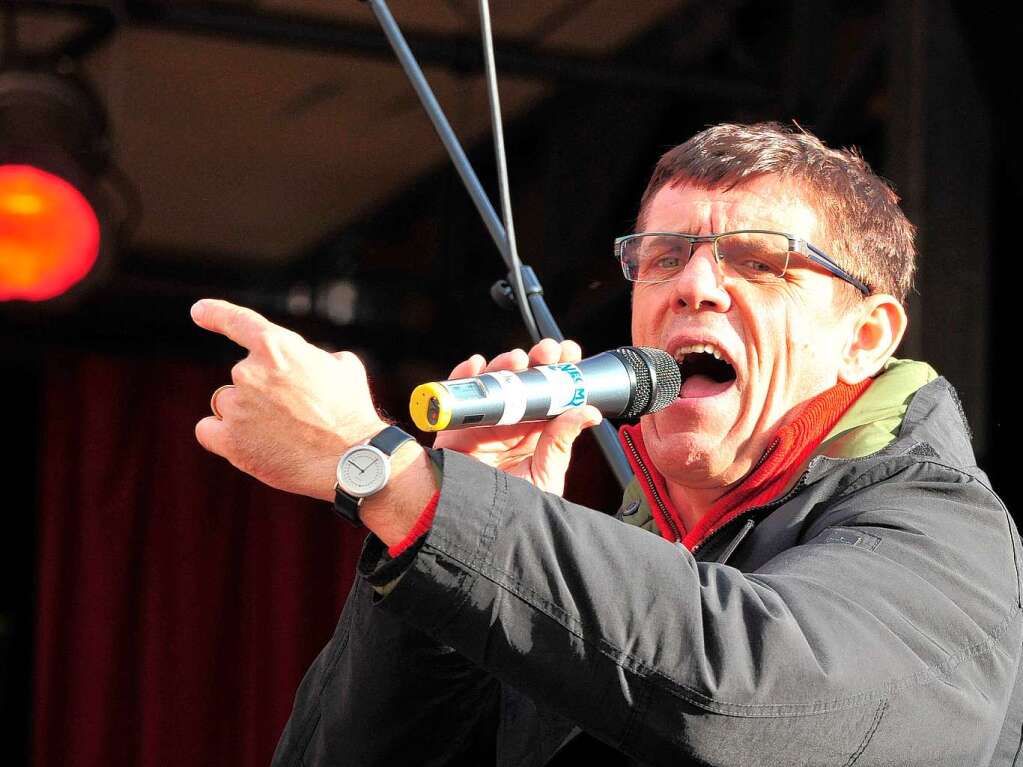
left=273, top=368, right=1023, bottom=766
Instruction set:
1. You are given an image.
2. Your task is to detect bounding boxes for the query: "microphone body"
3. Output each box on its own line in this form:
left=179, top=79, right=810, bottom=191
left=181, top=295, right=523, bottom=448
left=409, top=346, right=680, bottom=432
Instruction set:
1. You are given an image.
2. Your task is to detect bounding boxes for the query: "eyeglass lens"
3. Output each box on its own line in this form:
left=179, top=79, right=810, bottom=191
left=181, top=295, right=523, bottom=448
left=620, top=232, right=791, bottom=283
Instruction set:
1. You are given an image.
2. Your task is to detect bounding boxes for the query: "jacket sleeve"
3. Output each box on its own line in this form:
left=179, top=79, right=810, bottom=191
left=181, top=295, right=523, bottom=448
left=359, top=448, right=1023, bottom=767
left=271, top=566, right=501, bottom=766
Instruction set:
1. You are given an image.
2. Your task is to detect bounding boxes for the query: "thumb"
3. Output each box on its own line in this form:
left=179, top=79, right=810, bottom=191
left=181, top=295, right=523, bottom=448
left=195, top=416, right=229, bottom=458
left=530, top=405, right=603, bottom=494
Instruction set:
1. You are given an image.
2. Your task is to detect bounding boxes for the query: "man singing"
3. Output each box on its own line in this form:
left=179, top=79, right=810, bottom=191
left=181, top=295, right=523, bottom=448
left=192, top=123, right=1022, bottom=765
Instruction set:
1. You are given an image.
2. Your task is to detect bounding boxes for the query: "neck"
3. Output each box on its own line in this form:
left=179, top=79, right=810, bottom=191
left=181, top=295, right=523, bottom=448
left=661, top=414, right=794, bottom=531
left=663, top=459, right=805, bottom=534
left=665, top=481, right=729, bottom=533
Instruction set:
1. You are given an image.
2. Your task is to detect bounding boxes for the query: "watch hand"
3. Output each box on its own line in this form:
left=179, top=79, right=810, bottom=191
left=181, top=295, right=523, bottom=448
left=350, top=458, right=369, bottom=474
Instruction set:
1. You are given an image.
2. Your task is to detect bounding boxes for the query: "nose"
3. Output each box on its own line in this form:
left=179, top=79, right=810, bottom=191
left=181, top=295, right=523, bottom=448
left=670, top=244, right=731, bottom=313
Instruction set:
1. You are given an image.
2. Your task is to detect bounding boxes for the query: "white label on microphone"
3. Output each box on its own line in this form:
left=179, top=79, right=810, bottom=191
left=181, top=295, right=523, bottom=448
left=490, top=370, right=529, bottom=425
left=537, top=363, right=587, bottom=416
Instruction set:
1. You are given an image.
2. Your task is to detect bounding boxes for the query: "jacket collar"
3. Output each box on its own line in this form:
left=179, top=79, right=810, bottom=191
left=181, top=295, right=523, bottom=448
left=618, top=359, right=939, bottom=549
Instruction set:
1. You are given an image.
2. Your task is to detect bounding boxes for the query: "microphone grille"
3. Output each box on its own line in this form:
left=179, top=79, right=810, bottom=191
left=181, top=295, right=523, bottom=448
left=615, top=346, right=681, bottom=418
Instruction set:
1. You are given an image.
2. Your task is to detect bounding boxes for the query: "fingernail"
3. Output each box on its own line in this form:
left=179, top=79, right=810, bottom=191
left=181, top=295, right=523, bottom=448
left=190, top=300, right=207, bottom=320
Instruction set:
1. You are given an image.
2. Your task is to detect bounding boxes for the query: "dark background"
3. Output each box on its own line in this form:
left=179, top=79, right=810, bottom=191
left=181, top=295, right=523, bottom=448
left=2, top=1, right=1019, bottom=764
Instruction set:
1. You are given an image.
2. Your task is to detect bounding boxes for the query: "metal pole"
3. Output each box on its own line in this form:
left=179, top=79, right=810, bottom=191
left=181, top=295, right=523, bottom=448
left=365, top=0, right=510, bottom=267
left=365, top=0, right=633, bottom=489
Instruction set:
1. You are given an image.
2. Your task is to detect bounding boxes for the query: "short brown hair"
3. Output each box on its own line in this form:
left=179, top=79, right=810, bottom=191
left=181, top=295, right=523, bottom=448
left=637, top=122, right=916, bottom=304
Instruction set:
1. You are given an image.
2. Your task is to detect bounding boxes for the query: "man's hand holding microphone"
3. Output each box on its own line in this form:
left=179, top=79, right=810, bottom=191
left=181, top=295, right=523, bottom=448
left=190, top=299, right=603, bottom=547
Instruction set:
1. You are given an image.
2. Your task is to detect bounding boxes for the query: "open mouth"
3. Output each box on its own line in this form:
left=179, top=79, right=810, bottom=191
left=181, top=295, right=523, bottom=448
left=674, top=347, right=737, bottom=398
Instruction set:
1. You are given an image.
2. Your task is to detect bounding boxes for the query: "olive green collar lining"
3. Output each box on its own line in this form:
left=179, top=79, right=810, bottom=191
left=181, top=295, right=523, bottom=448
left=816, top=358, right=937, bottom=460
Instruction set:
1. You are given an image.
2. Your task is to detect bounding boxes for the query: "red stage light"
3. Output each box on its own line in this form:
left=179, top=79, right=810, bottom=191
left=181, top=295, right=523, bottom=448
left=0, top=164, right=101, bottom=301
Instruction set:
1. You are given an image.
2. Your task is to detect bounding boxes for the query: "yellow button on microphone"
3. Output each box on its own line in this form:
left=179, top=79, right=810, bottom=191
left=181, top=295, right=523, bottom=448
left=409, top=382, right=453, bottom=432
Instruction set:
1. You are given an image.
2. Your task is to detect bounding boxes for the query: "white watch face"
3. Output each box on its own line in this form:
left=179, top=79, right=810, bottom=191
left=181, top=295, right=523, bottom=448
left=337, top=445, right=390, bottom=498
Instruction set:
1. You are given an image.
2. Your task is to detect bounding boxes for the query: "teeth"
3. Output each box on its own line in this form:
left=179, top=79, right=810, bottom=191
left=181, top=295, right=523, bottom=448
left=672, top=343, right=726, bottom=362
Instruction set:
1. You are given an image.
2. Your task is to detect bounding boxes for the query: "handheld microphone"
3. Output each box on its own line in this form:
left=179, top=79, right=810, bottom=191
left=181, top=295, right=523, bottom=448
left=409, top=346, right=681, bottom=432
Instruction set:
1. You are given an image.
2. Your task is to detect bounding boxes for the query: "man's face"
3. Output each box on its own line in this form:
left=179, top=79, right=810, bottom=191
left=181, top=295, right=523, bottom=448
left=631, top=177, right=856, bottom=492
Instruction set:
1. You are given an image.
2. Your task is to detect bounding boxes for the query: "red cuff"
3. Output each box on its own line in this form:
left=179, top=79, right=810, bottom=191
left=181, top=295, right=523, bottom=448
left=387, top=490, right=440, bottom=558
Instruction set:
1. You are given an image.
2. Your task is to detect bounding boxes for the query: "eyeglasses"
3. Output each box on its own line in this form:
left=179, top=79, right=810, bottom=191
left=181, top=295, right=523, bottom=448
left=614, top=230, right=870, bottom=295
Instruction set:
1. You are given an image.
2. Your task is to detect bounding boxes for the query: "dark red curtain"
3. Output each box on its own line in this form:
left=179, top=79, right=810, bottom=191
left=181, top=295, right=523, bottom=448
left=32, top=352, right=366, bottom=766
left=30, top=348, right=619, bottom=766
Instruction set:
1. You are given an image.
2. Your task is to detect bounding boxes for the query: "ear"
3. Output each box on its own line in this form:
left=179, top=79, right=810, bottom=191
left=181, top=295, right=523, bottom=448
left=837, top=294, right=908, bottom=385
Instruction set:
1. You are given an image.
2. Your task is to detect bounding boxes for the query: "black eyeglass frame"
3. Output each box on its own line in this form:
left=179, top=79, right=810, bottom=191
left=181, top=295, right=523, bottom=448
left=613, top=230, right=871, bottom=295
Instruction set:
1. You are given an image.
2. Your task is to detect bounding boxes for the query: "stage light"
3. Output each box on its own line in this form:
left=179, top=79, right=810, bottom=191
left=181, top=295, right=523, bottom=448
left=0, top=68, right=112, bottom=303
left=0, top=165, right=101, bottom=301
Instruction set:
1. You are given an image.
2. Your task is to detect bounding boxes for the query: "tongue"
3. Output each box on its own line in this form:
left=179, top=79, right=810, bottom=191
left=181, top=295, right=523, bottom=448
left=680, top=374, right=733, bottom=398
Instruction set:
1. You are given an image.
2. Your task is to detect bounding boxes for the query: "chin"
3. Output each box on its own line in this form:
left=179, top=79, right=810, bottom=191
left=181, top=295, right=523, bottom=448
left=642, top=415, right=738, bottom=488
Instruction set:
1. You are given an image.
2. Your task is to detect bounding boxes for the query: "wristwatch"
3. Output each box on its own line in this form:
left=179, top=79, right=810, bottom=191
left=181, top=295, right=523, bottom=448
left=332, top=425, right=415, bottom=527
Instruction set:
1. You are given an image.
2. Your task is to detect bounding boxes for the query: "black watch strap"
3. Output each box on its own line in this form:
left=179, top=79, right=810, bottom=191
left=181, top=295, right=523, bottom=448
left=332, top=426, right=415, bottom=527
left=369, top=425, right=415, bottom=456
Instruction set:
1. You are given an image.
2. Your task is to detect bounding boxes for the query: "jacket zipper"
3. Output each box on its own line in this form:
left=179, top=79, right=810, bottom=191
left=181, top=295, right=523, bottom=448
left=747, top=436, right=780, bottom=476
left=696, top=439, right=921, bottom=559
left=715, top=518, right=755, bottom=564
left=621, top=430, right=682, bottom=542
left=693, top=473, right=810, bottom=556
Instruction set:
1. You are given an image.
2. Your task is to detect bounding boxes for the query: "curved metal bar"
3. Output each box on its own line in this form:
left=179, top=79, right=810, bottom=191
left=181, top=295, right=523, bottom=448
left=478, top=0, right=538, bottom=342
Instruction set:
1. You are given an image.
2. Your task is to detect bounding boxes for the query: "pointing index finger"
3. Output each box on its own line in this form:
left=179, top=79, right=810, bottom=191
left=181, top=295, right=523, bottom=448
left=191, top=299, right=273, bottom=351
